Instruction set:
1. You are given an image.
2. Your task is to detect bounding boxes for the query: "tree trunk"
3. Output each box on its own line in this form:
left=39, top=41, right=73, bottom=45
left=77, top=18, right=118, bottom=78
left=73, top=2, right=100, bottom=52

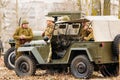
left=0, top=12, right=1, bottom=34
left=92, top=0, right=101, bottom=16
left=103, top=0, right=110, bottom=15
left=118, top=0, right=120, bottom=19
left=77, top=0, right=82, bottom=11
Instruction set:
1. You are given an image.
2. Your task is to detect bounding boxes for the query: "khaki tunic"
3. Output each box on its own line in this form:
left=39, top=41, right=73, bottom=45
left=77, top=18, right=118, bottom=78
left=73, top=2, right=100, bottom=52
left=43, top=24, right=54, bottom=62
left=44, top=25, right=54, bottom=39
left=13, top=27, right=33, bottom=59
left=80, top=28, right=89, bottom=39
left=84, top=32, right=94, bottom=41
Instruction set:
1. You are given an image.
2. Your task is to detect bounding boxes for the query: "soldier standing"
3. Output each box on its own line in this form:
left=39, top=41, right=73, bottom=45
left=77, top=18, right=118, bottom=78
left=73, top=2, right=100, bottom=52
left=42, top=17, right=54, bottom=63
left=0, top=36, right=4, bottom=58
left=13, top=20, right=33, bottom=59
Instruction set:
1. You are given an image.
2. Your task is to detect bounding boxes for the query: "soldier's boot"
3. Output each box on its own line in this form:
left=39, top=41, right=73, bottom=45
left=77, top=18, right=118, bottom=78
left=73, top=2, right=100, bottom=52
left=47, top=57, right=51, bottom=63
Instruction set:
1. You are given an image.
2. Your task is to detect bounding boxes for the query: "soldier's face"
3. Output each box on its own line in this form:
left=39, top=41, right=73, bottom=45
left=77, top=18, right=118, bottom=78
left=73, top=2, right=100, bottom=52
left=22, top=24, right=28, bottom=28
left=83, top=25, right=88, bottom=30
left=47, top=20, right=53, bottom=26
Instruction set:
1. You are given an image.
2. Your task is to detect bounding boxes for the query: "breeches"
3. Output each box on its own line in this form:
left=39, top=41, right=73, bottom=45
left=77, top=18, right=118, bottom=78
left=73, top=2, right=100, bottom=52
left=15, top=44, right=22, bottom=60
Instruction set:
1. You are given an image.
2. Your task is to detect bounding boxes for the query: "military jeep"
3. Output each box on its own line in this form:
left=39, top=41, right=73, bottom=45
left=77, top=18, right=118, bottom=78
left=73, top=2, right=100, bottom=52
left=6, top=16, right=120, bottom=79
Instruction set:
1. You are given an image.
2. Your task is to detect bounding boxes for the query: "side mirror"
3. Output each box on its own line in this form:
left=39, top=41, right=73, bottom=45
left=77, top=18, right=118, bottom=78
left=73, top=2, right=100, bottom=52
left=43, top=36, right=49, bottom=41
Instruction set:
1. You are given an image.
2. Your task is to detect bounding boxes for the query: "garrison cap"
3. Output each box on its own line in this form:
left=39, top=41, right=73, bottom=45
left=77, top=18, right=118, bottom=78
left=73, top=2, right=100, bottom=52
left=22, top=20, right=29, bottom=24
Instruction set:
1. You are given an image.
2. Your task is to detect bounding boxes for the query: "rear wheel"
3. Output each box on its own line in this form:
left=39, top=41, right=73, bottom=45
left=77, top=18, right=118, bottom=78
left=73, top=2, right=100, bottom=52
left=4, top=47, right=15, bottom=70
left=70, top=55, right=94, bottom=79
left=100, top=64, right=119, bottom=77
left=15, top=55, right=36, bottom=77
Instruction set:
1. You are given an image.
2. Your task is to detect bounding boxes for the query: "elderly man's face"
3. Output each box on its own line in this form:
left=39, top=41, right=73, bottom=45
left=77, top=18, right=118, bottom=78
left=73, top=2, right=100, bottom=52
left=22, top=24, right=28, bottom=28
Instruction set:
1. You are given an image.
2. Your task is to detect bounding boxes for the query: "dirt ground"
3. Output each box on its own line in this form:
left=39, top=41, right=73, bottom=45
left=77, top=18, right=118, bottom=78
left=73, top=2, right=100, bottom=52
left=0, top=57, right=119, bottom=80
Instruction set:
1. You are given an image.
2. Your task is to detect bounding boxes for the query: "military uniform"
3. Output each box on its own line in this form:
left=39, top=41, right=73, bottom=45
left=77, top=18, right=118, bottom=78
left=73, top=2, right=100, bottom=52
left=44, top=24, right=54, bottom=63
left=84, top=32, right=94, bottom=41
left=13, top=22, right=33, bottom=59
left=79, top=28, right=89, bottom=40
left=84, top=27, right=94, bottom=41
left=44, top=25, right=54, bottom=39
left=43, top=18, right=54, bottom=63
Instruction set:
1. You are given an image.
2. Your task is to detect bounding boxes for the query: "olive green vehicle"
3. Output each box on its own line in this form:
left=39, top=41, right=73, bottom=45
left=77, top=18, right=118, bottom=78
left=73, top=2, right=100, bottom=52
left=4, top=16, right=119, bottom=79
left=12, top=16, right=119, bottom=79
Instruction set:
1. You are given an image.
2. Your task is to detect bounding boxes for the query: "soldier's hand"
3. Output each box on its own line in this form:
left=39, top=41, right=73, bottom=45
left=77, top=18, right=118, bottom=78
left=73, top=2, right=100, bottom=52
left=84, top=37, right=87, bottom=40
left=20, top=35, right=26, bottom=39
left=42, top=32, right=45, bottom=37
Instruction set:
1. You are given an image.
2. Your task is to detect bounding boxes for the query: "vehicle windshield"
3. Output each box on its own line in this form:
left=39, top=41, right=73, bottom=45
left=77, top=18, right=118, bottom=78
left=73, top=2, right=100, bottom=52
left=54, top=23, right=81, bottom=35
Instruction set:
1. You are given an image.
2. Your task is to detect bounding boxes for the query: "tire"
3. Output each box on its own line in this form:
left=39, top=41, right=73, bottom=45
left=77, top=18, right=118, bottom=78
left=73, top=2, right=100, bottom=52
left=15, top=55, right=36, bottom=77
left=112, top=34, right=120, bottom=57
left=100, top=64, right=119, bottom=77
left=4, top=47, right=16, bottom=70
left=70, top=55, right=94, bottom=79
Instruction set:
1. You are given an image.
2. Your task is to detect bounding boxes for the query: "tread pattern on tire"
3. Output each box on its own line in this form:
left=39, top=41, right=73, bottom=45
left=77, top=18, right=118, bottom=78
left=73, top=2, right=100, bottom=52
left=4, top=47, right=15, bottom=70
left=15, top=55, right=36, bottom=77
left=112, top=34, right=120, bottom=56
left=70, top=55, right=94, bottom=79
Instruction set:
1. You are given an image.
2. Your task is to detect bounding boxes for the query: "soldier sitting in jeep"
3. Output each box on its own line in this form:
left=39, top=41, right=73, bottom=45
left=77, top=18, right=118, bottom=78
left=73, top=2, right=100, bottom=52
left=84, top=27, right=94, bottom=41
left=79, top=21, right=94, bottom=41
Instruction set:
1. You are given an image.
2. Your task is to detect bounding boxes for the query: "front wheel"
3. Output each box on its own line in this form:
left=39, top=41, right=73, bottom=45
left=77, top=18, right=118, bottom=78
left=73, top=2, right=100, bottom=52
left=70, top=55, right=94, bottom=79
left=15, top=55, right=36, bottom=77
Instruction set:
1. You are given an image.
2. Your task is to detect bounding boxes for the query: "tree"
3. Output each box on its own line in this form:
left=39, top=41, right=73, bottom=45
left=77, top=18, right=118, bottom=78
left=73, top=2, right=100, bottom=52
left=77, top=0, right=82, bottom=11
left=0, top=0, right=10, bottom=33
left=103, top=0, right=110, bottom=15
left=92, top=0, right=101, bottom=15
left=118, top=0, right=120, bottom=19
left=0, top=0, right=9, bottom=8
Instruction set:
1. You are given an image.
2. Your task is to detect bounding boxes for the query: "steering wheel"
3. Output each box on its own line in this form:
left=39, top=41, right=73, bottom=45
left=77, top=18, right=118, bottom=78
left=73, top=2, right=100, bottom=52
left=57, top=34, right=70, bottom=49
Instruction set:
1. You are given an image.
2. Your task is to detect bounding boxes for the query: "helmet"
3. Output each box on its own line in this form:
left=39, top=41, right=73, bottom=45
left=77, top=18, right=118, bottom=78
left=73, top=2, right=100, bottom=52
left=58, top=15, right=70, bottom=21
left=56, top=15, right=70, bottom=23
left=22, top=20, right=29, bottom=24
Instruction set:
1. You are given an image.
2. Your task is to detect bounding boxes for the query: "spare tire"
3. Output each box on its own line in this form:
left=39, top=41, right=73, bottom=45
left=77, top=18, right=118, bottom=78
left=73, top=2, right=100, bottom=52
left=112, top=34, right=120, bottom=58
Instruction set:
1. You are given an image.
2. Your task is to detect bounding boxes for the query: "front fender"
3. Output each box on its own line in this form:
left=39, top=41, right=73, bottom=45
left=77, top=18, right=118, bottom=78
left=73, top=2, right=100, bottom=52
left=17, top=47, right=45, bottom=64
